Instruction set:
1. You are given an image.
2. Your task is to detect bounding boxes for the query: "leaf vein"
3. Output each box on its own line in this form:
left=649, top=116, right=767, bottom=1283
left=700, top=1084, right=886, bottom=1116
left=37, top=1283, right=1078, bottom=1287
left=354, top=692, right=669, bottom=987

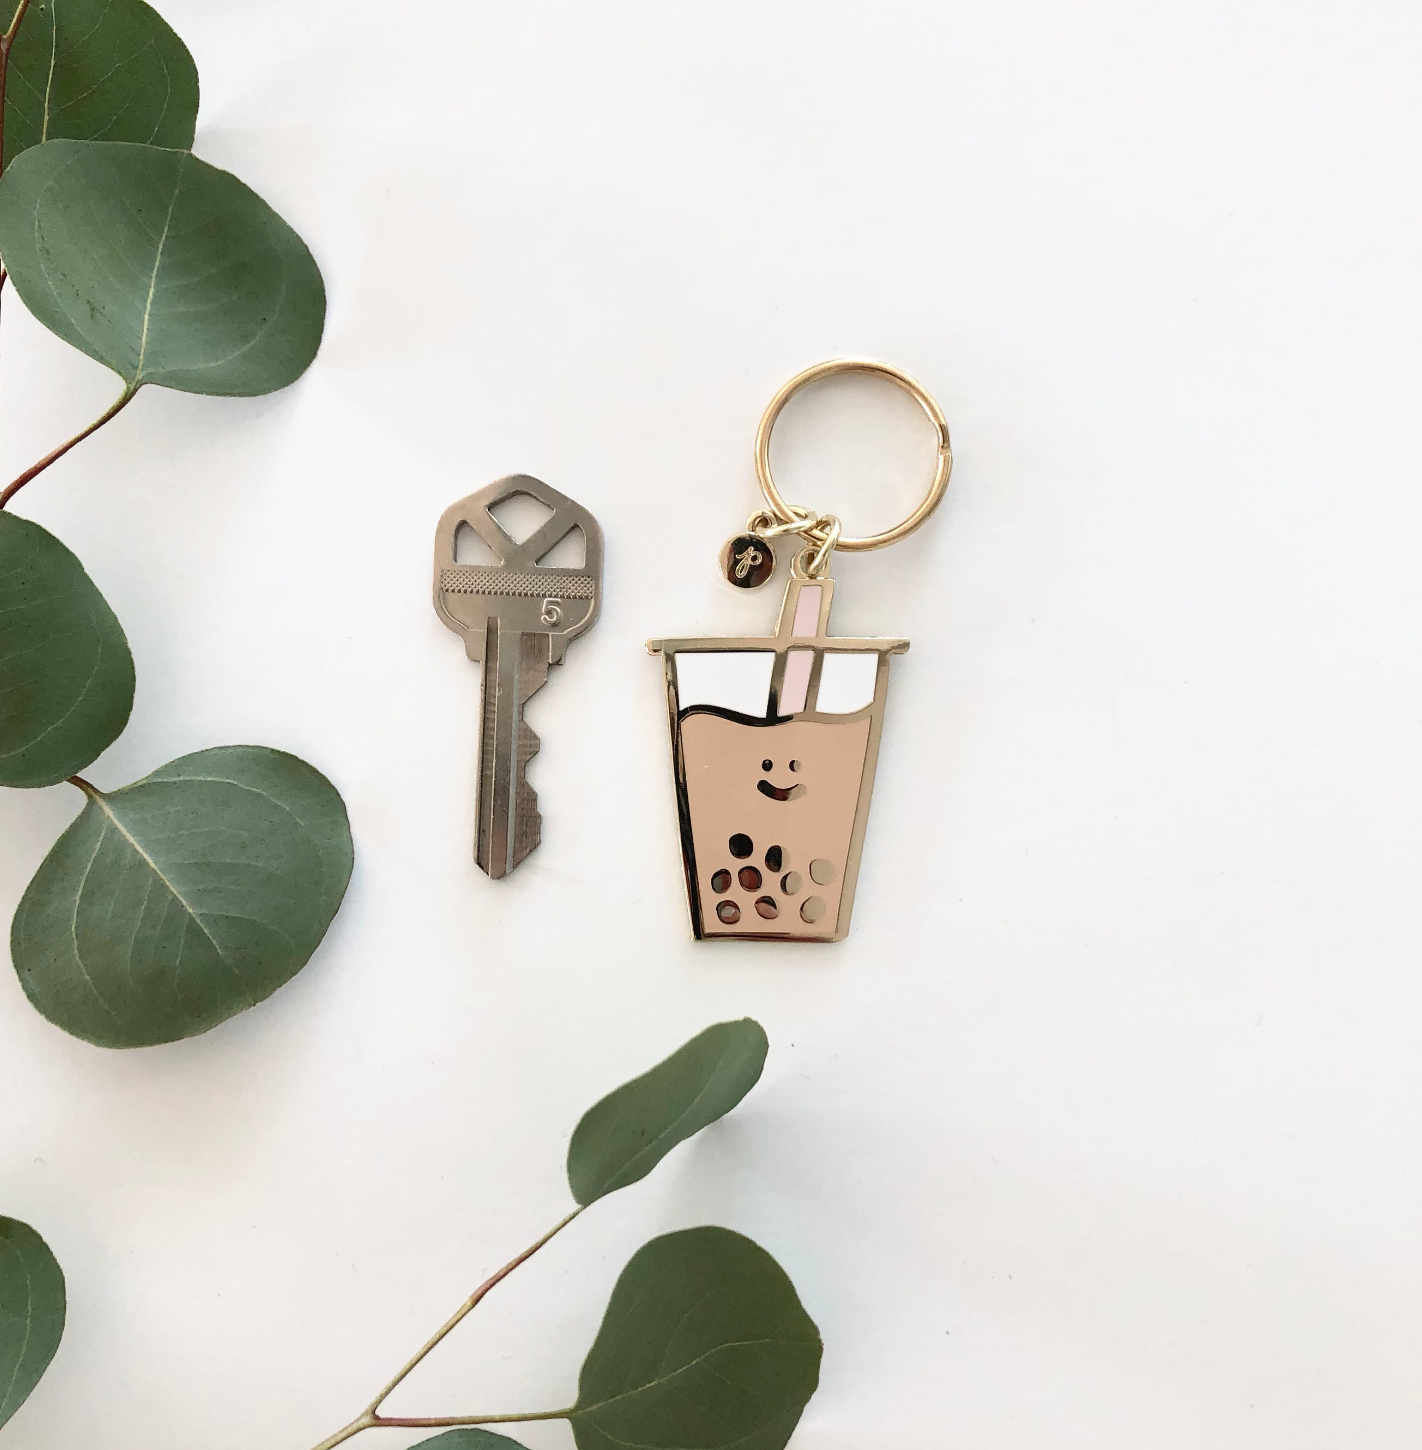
left=0, top=1237, right=35, bottom=1413
left=577, top=1337, right=796, bottom=1417
left=66, top=818, right=124, bottom=1022
left=87, top=792, right=226, bottom=957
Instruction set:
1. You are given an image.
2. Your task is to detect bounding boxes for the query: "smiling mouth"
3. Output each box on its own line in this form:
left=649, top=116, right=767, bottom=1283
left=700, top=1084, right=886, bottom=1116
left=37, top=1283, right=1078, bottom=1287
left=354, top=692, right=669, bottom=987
left=758, top=780, right=806, bottom=802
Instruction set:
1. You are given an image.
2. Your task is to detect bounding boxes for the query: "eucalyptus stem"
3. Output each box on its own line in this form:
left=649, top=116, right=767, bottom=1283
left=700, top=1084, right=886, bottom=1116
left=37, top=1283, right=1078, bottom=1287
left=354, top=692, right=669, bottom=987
left=307, top=1207, right=584, bottom=1450
left=0, top=388, right=137, bottom=509
left=308, top=1417, right=376, bottom=1450
left=2, top=0, right=31, bottom=47
left=372, top=1408, right=576, bottom=1430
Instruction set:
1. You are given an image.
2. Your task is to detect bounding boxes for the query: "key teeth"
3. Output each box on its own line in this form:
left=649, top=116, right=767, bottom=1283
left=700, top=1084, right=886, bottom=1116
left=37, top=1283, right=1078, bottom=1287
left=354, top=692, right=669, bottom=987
left=512, top=719, right=542, bottom=865
left=518, top=718, right=541, bottom=763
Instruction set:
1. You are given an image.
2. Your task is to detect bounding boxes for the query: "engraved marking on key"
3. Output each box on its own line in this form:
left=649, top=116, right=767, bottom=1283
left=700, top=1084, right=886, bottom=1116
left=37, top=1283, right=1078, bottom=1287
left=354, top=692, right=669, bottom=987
left=434, top=475, right=603, bottom=878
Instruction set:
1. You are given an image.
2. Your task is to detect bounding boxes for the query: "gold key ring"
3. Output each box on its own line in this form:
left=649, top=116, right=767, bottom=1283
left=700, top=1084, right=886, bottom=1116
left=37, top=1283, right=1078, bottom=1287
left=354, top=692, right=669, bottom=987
left=753, top=358, right=953, bottom=553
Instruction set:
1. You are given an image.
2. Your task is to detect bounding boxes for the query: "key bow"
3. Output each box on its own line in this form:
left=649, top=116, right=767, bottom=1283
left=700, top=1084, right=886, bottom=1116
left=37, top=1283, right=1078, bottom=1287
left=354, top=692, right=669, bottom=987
left=434, top=474, right=603, bottom=665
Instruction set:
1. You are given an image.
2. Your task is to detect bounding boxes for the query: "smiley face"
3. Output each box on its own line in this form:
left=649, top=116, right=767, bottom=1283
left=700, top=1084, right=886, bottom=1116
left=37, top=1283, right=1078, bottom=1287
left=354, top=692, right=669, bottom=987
left=756, top=757, right=806, bottom=802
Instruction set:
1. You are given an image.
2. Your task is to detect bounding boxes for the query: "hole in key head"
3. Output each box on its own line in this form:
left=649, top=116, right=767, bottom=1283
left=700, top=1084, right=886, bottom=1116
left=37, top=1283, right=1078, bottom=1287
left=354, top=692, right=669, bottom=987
left=754, top=896, right=779, bottom=919
left=738, top=866, right=762, bottom=891
left=488, top=491, right=555, bottom=543
left=710, top=869, right=732, bottom=894
left=716, top=900, right=741, bottom=924
left=764, top=845, right=783, bottom=872
left=535, top=525, right=586, bottom=568
left=729, top=833, right=753, bottom=859
left=454, top=522, right=499, bottom=565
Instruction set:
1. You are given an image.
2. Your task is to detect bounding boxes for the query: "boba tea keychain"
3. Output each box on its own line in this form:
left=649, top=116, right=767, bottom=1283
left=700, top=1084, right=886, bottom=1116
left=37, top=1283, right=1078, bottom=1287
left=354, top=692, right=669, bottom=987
left=648, top=359, right=952, bottom=942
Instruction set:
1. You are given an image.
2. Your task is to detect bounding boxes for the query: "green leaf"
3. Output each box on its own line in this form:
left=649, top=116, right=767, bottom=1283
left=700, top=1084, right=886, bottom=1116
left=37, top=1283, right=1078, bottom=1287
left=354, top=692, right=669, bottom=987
left=11, top=745, right=353, bottom=1047
left=409, top=1433, right=531, bottom=1450
left=2, top=0, right=199, bottom=170
left=0, top=140, right=325, bottom=396
left=0, top=1217, right=66, bottom=1430
left=567, top=1019, right=769, bottom=1206
left=571, top=1227, right=821, bottom=1450
left=0, top=512, right=134, bottom=788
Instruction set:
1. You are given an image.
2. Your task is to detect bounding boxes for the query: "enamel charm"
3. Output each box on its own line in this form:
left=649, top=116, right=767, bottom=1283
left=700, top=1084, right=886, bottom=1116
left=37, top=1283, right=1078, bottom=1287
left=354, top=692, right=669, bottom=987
left=649, top=359, right=952, bottom=942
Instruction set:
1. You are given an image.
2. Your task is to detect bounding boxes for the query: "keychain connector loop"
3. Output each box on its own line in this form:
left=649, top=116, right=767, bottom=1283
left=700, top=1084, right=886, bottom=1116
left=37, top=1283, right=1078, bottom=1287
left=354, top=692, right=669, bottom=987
left=804, top=514, right=841, bottom=577
left=754, top=503, right=822, bottom=541
left=747, top=503, right=842, bottom=575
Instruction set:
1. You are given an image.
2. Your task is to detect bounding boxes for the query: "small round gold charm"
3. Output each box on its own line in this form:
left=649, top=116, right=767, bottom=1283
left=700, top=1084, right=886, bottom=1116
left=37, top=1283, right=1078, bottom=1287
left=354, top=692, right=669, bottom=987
left=720, top=533, right=775, bottom=588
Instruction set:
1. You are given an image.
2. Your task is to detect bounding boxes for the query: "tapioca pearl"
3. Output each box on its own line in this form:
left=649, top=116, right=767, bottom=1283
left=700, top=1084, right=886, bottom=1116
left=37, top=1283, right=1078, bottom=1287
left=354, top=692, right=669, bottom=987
left=738, top=866, right=762, bottom=891
left=754, top=896, right=779, bottom=920
left=716, top=900, right=741, bottom=924
left=710, top=869, right=732, bottom=894
left=764, top=844, right=784, bottom=872
left=809, top=858, right=836, bottom=885
left=781, top=871, right=802, bottom=895
left=800, top=895, right=827, bottom=923
left=729, top=833, right=753, bottom=859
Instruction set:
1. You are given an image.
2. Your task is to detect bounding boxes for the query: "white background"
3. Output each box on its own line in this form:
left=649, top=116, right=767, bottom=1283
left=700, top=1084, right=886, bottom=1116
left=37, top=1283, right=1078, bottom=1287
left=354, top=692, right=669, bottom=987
left=1, top=1, right=1419, bottom=1445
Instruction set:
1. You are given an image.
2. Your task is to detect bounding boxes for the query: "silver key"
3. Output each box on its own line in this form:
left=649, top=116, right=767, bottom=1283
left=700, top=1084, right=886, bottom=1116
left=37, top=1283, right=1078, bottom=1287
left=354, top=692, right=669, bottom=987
left=434, top=475, right=603, bottom=878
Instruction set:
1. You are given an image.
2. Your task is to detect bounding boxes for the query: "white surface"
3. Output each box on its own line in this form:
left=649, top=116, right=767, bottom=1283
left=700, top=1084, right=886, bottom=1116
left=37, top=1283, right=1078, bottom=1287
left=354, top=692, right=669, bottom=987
left=1, top=1, right=1419, bottom=1446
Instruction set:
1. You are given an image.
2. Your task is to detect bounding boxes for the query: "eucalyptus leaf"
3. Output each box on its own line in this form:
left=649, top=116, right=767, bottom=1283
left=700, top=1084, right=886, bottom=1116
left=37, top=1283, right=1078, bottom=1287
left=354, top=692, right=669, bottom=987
left=0, top=513, right=134, bottom=788
left=11, top=744, right=352, bottom=1047
left=0, top=140, right=325, bottom=395
left=410, top=1432, right=530, bottom=1450
left=567, top=1019, right=769, bottom=1206
left=2, top=0, right=198, bottom=169
left=571, top=1226, right=821, bottom=1450
left=0, top=1217, right=66, bottom=1430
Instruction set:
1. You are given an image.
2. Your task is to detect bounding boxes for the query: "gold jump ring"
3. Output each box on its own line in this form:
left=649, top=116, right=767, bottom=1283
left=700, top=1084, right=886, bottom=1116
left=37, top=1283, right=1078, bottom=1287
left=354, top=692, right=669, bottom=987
left=755, top=504, right=822, bottom=541
left=753, top=358, right=953, bottom=553
left=805, top=514, right=841, bottom=576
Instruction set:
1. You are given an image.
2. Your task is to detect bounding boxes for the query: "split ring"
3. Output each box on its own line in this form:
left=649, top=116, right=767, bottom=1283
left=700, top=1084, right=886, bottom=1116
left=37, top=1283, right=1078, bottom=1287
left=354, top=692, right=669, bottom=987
left=753, top=358, right=953, bottom=552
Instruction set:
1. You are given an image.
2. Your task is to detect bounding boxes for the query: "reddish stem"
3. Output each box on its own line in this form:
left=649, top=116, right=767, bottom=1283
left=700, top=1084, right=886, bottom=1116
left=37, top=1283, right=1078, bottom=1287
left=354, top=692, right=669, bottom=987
left=0, top=389, right=136, bottom=509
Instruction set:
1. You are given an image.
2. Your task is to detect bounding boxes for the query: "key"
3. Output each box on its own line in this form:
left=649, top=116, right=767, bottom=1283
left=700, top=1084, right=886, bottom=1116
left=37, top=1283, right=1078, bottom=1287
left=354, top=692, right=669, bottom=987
left=433, top=474, right=604, bottom=878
